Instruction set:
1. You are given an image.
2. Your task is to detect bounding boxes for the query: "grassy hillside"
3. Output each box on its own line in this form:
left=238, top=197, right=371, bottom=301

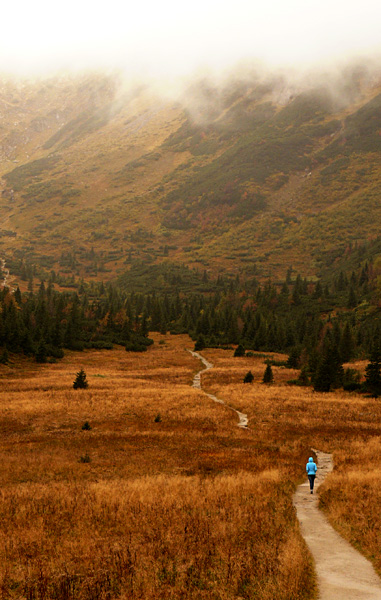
left=0, top=66, right=380, bottom=290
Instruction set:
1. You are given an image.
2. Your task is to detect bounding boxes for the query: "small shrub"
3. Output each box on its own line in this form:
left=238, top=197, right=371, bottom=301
left=154, top=414, right=162, bottom=423
left=243, top=371, right=254, bottom=383
left=88, top=341, right=114, bottom=350
left=234, top=344, right=245, bottom=357
left=125, top=341, right=147, bottom=352
left=269, top=359, right=287, bottom=367
left=81, top=421, right=92, bottom=430
left=79, top=453, right=91, bottom=463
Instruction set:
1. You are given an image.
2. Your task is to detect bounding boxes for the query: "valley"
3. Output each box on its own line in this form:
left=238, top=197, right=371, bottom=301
left=0, top=63, right=380, bottom=600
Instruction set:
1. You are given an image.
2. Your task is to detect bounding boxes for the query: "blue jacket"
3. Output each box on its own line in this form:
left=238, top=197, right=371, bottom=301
left=306, top=457, right=317, bottom=475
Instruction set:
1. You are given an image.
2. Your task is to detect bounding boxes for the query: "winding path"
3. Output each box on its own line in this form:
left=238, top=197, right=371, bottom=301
left=293, top=449, right=381, bottom=599
left=189, top=350, right=248, bottom=428
left=189, top=351, right=381, bottom=598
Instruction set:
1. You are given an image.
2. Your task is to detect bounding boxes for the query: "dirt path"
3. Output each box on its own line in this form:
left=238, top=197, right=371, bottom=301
left=189, top=350, right=249, bottom=428
left=294, top=449, right=381, bottom=599
left=189, top=351, right=381, bottom=597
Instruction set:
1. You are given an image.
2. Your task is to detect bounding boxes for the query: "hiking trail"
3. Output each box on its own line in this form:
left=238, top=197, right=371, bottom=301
left=189, top=350, right=248, bottom=428
left=189, top=351, right=381, bottom=598
left=293, top=449, right=381, bottom=599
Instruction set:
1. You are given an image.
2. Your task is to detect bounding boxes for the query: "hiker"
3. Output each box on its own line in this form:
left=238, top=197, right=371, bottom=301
left=306, top=456, right=317, bottom=494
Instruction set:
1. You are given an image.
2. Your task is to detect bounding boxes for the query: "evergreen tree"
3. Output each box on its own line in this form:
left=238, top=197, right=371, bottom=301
left=262, top=362, right=274, bottom=384
left=347, top=286, right=357, bottom=309
left=339, top=322, right=355, bottom=363
left=14, top=287, right=22, bottom=305
left=313, top=281, right=323, bottom=299
left=35, top=339, right=48, bottom=363
left=243, top=370, right=254, bottom=383
left=286, top=347, right=300, bottom=368
left=364, top=345, right=381, bottom=398
left=234, top=344, right=245, bottom=357
left=194, top=335, right=206, bottom=352
left=313, top=333, right=344, bottom=392
left=73, top=368, right=89, bottom=389
left=297, top=366, right=310, bottom=386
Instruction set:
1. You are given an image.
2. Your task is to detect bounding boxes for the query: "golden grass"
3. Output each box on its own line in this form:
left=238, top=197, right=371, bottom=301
left=319, top=437, right=381, bottom=575
left=0, top=335, right=379, bottom=598
left=0, top=472, right=312, bottom=600
left=200, top=347, right=381, bottom=577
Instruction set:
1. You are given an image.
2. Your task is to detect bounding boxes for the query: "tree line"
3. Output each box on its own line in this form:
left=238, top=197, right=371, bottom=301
left=0, top=261, right=380, bottom=395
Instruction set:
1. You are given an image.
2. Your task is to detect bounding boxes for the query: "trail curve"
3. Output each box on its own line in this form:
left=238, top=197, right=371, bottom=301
left=189, top=350, right=248, bottom=428
left=294, top=449, right=381, bottom=599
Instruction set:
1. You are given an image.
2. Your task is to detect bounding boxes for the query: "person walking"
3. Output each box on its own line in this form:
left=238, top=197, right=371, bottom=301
left=306, top=456, right=317, bottom=494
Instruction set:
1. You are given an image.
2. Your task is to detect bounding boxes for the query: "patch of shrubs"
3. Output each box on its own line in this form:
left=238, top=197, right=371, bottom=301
left=125, top=335, right=153, bottom=352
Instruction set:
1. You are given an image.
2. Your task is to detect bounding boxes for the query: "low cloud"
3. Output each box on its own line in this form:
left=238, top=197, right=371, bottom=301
left=1, top=0, right=380, bottom=78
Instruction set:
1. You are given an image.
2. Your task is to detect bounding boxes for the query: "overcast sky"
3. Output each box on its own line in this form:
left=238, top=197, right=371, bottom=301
left=1, top=0, right=380, bottom=77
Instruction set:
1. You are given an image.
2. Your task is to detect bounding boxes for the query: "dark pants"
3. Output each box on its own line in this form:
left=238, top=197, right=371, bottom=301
left=308, top=474, right=316, bottom=490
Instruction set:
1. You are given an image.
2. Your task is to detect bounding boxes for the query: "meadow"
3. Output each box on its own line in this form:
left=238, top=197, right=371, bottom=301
left=0, top=334, right=379, bottom=599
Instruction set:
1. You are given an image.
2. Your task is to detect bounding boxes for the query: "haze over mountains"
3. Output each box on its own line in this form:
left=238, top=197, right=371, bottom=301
left=0, top=60, right=380, bottom=290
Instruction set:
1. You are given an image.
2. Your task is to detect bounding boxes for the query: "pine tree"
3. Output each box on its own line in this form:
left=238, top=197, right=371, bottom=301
left=313, top=333, right=343, bottom=392
left=262, top=362, right=274, bottom=384
left=286, top=347, right=300, bottom=369
left=364, top=345, right=381, bottom=398
left=35, top=339, right=48, bottom=363
left=347, top=286, right=357, bottom=309
left=243, top=370, right=254, bottom=383
left=73, top=368, right=89, bottom=389
left=234, top=344, right=245, bottom=357
left=194, top=335, right=206, bottom=352
left=339, top=322, right=355, bottom=363
left=297, top=366, right=310, bottom=386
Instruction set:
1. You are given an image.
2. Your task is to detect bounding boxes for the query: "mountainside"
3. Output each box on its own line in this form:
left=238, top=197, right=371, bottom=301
left=0, top=65, right=380, bottom=290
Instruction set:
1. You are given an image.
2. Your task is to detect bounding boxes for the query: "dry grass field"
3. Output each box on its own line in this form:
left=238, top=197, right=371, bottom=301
left=0, top=335, right=379, bottom=599
left=201, top=348, right=381, bottom=577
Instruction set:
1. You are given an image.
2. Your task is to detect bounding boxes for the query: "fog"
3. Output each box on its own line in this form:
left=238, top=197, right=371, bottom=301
left=1, top=0, right=380, bottom=79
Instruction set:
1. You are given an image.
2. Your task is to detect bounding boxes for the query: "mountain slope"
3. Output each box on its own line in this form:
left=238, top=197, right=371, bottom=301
left=0, top=66, right=380, bottom=289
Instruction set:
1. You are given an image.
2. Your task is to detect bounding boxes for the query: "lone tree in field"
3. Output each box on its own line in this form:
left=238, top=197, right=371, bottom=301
left=73, top=368, right=89, bottom=389
left=234, top=344, right=245, bottom=357
left=262, top=362, right=274, bottom=384
left=243, top=370, right=254, bottom=383
left=364, top=345, right=381, bottom=398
